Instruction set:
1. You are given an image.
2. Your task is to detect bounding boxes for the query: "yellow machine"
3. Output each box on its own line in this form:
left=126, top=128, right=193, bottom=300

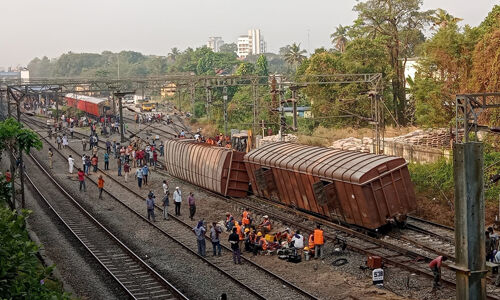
left=141, top=102, right=156, bottom=112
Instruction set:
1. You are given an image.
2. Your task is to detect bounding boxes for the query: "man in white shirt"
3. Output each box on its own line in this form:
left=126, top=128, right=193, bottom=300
left=68, top=155, right=75, bottom=174
left=173, top=187, right=182, bottom=216
left=291, top=230, right=304, bottom=249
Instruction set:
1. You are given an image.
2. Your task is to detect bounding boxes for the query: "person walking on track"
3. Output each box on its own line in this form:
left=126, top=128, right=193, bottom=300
left=229, top=227, right=242, bottom=264
left=135, top=167, right=143, bottom=189
left=68, top=155, right=74, bottom=174
left=146, top=192, right=156, bottom=222
left=210, top=222, right=222, bottom=256
left=162, top=188, right=170, bottom=220
left=173, top=187, right=182, bottom=216
left=104, top=152, right=109, bottom=170
left=193, top=220, right=206, bottom=257
left=117, top=156, right=122, bottom=176
left=123, top=161, right=130, bottom=182
left=48, top=148, right=53, bottom=169
left=97, top=175, right=105, bottom=199
left=188, top=192, right=196, bottom=221
left=78, top=168, right=86, bottom=192
left=82, top=137, right=87, bottom=151
left=429, top=255, right=448, bottom=288
left=142, top=164, right=149, bottom=186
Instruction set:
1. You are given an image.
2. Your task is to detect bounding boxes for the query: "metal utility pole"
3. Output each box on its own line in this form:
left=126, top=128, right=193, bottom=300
left=278, top=83, right=285, bottom=142
left=7, top=90, right=11, bottom=117
left=452, top=93, right=500, bottom=300
left=114, top=91, right=135, bottom=143
left=223, top=86, right=228, bottom=136
left=17, top=88, right=26, bottom=209
left=290, top=86, right=299, bottom=131
left=453, top=142, right=486, bottom=300
left=205, top=85, right=212, bottom=121
left=190, top=81, right=195, bottom=113
left=252, top=81, right=258, bottom=136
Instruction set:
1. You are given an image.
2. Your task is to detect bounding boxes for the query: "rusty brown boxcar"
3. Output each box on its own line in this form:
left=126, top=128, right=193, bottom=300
left=164, top=139, right=249, bottom=197
left=244, top=142, right=416, bottom=229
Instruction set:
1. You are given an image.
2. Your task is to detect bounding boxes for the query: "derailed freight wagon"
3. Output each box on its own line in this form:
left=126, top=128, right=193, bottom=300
left=164, top=139, right=249, bottom=197
left=244, top=142, right=416, bottom=229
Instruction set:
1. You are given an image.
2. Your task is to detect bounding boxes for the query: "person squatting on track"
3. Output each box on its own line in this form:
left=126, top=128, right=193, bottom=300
left=146, top=191, right=156, bottom=222
left=78, top=168, right=86, bottom=192
left=67, top=155, right=74, bottom=174
left=429, top=255, right=448, bottom=289
left=193, top=220, right=206, bottom=257
left=174, top=187, right=182, bottom=216
left=97, top=175, right=105, bottom=199
left=188, top=192, right=196, bottom=221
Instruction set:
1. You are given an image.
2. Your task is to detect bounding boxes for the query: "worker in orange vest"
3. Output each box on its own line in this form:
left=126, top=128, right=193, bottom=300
left=314, top=224, right=325, bottom=259
left=234, top=221, right=245, bottom=250
left=258, top=215, right=272, bottom=234
left=308, top=233, right=315, bottom=256
left=97, top=175, right=105, bottom=199
left=242, top=208, right=251, bottom=227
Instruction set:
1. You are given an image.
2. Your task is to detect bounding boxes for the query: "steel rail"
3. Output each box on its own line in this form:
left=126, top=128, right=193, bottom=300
left=23, top=114, right=319, bottom=300
left=22, top=118, right=292, bottom=300
left=25, top=151, right=188, bottom=300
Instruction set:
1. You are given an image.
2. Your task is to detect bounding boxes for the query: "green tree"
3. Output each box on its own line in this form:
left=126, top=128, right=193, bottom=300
left=283, top=43, right=307, bottom=70
left=431, top=8, right=463, bottom=30
left=168, top=47, right=181, bottom=62
left=330, top=25, right=350, bottom=53
left=255, top=55, right=269, bottom=76
left=219, top=43, right=237, bottom=54
left=353, top=0, right=434, bottom=125
left=235, top=62, right=255, bottom=76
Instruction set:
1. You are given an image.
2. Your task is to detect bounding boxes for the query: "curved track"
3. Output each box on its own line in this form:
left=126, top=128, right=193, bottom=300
left=25, top=148, right=187, bottom=300
left=23, top=115, right=318, bottom=300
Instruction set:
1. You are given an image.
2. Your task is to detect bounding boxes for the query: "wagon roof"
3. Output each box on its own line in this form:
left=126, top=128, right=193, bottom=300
left=65, top=93, right=106, bottom=104
left=244, top=142, right=407, bottom=185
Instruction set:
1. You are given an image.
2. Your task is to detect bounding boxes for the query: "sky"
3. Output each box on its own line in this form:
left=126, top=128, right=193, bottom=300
left=1, top=0, right=496, bottom=69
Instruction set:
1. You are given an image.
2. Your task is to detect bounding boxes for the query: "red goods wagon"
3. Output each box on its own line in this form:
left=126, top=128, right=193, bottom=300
left=244, top=142, right=416, bottom=229
left=164, top=139, right=249, bottom=197
left=65, top=93, right=107, bottom=117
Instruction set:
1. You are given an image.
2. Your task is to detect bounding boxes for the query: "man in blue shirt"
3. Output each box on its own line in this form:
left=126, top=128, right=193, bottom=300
left=142, top=164, right=149, bottom=186
left=146, top=192, right=155, bottom=222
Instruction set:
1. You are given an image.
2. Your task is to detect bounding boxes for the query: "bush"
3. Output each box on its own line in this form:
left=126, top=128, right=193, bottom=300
left=0, top=206, right=70, bottom=299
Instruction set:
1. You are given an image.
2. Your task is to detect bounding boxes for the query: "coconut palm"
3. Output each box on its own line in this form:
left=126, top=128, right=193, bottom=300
left=168, top=47, right=180, bottom=61
left=431, top=9, right=463, bottom=30
left=330, top=25, right=349, bottom=53
left=283, top=43, right=307, bottom=70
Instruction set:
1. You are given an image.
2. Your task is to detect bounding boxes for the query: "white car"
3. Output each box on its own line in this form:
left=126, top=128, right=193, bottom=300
left=125, top=99, right=134, bottom=104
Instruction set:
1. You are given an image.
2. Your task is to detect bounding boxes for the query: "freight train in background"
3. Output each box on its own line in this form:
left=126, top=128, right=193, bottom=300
left=164, top=139, right=417, bottom=231
left=65, top=93, right=111, bottom=117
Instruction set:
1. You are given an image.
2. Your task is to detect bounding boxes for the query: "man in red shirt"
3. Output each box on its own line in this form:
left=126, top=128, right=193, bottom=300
left=77, top=169, right=86, bottom=192
left=429, top=255, right=448, bottom=288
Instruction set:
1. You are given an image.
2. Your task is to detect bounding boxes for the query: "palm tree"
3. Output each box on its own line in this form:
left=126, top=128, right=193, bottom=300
left=284, top=43, right=307, bottom=70
left=168, top=47, right=180, bottom=61
left=330, top=25, right=349, bottom=53
left=431, top=9, right=463, bottom=30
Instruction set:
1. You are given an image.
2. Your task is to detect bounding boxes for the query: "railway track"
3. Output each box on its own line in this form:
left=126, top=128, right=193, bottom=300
left=23, top=115, right=319, bottom=300
left=24, top=147, right=187, bottom=300
left=22, top=113, right=500, bottom=298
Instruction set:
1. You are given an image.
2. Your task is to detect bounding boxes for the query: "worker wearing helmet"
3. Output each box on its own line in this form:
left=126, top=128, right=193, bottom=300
left=244, top=227, right=252, bottom=252
left=253, top=232, right=267, bottom=255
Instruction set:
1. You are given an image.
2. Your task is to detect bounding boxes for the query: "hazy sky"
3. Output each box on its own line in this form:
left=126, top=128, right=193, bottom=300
left=1, top=0, right=496, bottom=68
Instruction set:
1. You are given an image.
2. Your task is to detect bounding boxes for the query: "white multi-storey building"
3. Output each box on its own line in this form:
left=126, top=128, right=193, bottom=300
left=207, top=37, right=224, bottom=52
left=237, top=29, right=266, bottom=58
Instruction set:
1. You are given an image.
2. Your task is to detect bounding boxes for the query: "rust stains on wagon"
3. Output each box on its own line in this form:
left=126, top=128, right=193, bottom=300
left=164, top=139, right=249, bottom=197
left=244, top=142, right=417, bottom=229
